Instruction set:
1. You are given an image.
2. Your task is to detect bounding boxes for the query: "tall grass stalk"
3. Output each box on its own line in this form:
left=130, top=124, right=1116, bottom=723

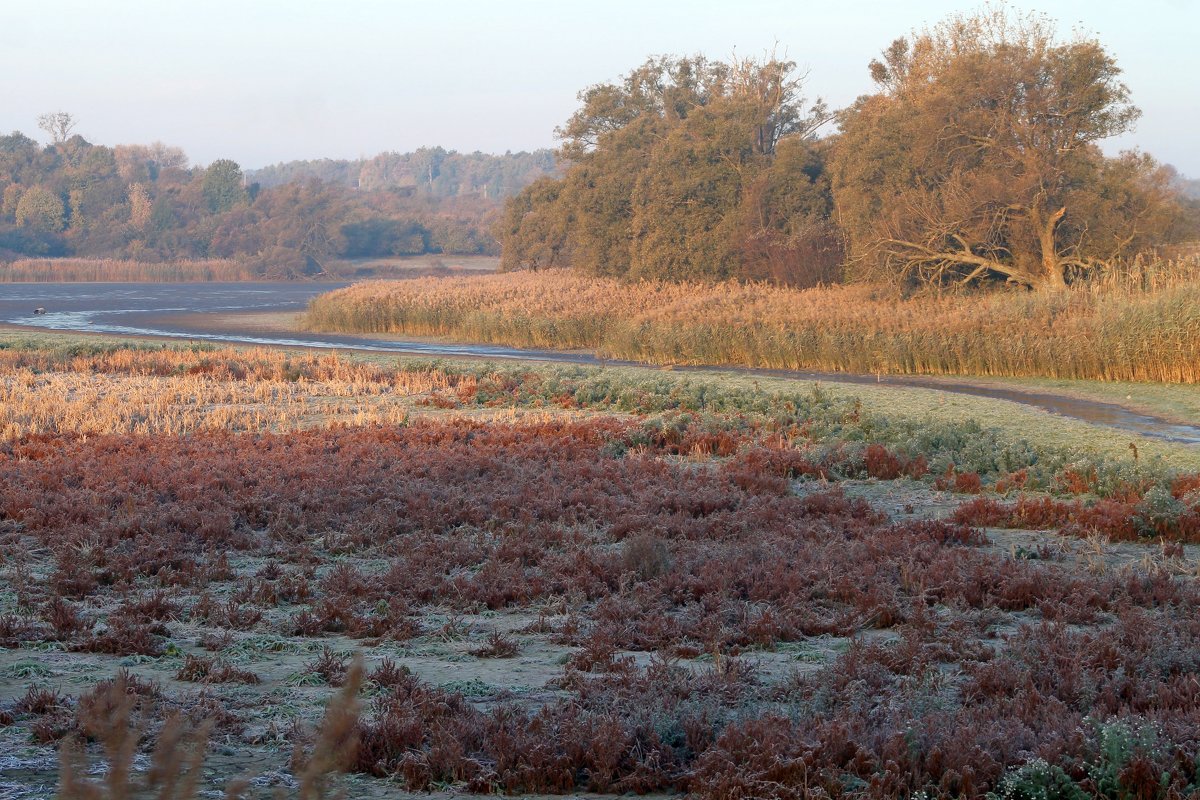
left=304, top=261, right=1200, bottom=383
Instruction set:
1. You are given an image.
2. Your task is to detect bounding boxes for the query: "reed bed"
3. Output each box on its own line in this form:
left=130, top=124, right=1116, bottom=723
left=305, top=260, right=1200, bottom=383
left=0, top=254, right=501, bottom=282
left=0, top=371, right=419, bottom=437
left=0, top=345, right=460, bottom=437
left=0, top=257, right=257, bottom=282
left=0, top=342, right=446, bottom=385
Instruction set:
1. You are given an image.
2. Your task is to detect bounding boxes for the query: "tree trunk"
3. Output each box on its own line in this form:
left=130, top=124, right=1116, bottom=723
left=1036, top=205, right=1068, bottom=290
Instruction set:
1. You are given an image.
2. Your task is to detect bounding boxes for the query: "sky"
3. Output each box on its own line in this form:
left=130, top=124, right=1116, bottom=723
left=3, top=0, right=1198, bottom=174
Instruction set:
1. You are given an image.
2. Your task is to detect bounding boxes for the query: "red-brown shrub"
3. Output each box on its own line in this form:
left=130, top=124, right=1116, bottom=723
left=4, top=416, right=1200, bottom=797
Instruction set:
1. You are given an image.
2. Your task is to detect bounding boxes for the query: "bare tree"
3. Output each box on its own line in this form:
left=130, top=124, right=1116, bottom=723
left=148, top=141, right=188, bottom=172
left=115, top=142, right=189, bottom=182
left=37, top=111, right=77, bottom=145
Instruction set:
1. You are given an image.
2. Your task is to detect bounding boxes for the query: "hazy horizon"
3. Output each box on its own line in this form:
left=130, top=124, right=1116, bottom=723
left=4, top=0, right=1199, bottom=174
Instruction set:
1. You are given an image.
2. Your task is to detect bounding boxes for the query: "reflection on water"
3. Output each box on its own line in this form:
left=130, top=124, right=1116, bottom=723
left=1, top=281, right=1198, bottom=445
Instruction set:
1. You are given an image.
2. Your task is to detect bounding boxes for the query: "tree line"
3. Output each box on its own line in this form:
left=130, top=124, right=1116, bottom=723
left=248, top=147, right=556, bottom=199
left=498, top=8, right=1200, bottom=290
left=0, top=129, right=554, bottom=276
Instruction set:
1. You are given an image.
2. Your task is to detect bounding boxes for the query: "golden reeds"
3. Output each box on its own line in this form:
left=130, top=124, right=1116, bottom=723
left=0, top=346, right=458, bottom=438
left=0, top=258, right=256, bottom=282
left=304, top=261, right=1200, bottom=383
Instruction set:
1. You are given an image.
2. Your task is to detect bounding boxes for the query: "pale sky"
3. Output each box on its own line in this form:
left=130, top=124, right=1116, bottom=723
left=3, top=0, right=1198, bottom=174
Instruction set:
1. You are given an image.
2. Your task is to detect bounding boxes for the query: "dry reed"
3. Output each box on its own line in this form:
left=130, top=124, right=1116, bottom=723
left=0, top=258, right=257, bottom=283
left=0, top=346, right=464, bottom=438
left=305, top=259, right=1200, bottom=383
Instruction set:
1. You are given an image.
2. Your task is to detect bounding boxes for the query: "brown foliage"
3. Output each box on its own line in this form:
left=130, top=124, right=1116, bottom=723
left=469, top=630, right=521, bottom=659
left=1, top=414, right=1198, bottom=796
left=175, top=655, right=260, bottom=685
left=832, top=7, right=1185, bottom=290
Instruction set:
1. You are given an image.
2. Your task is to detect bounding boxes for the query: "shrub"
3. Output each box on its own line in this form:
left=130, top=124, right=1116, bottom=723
left=470, top=630, right=520, bottom=659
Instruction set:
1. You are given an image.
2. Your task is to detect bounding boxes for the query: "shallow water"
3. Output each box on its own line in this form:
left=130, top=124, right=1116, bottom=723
left=0, top=282, right=600, bottom=362
left=2, top=281, right=1198, bottom=445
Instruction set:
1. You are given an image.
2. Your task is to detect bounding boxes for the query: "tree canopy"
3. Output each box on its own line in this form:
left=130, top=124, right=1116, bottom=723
left=247, top=147, right=557, bottom=199
left=499, top=55, right=843, bottom=286
left=830, top=8, right=1187, bottom=290
left=497, top=9, right=1195, bottom=290
left=0, top=124, right=554, bottom=267
left=202, top=159, right=248, bottom=213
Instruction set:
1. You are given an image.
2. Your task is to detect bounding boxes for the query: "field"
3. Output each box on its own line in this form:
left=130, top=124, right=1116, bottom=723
left=304, top=262, right=1200, bottom=383
left=2, top=335, right=1200, bottom=799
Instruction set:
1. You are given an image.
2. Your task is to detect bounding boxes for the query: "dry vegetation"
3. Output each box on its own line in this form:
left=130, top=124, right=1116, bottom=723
left=0, top=255, right=502, bottom=283
left=0, top=343, right=462, bottom=438
left=305, top=259, right=1200, bottom=383
left=2, top=341, right=1200, bottom=798
left=0, top=258, right=260, bottom=283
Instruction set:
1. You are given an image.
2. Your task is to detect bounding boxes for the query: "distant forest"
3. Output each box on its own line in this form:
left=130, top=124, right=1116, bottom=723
left=247, top=148, right=556, bottom=198
left=0, top=127, right=555, bottom=276
left=1181, top=177, right=1200, bottom=201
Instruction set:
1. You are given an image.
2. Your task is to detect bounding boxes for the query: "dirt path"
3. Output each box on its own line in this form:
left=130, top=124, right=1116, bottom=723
left=724, top=367, right=1200, bottom=445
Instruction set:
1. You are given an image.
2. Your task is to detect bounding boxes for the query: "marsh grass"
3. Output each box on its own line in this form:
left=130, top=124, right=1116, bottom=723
left=0, top=258, right=257, bottom=283
left=305, top=262, right=1200, bottom=383
left=0, top=343, right=457, bottom=437
left=0, top=255, right=501, bottom=283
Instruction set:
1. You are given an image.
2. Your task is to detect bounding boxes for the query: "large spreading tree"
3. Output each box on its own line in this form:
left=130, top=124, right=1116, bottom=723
left=831, top=8, right=1184, bottom=290
left=499, top=55, right=842, bottom=285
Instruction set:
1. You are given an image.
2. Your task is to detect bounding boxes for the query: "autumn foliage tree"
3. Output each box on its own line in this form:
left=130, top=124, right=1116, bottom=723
left=496, top=176, right=571, bottom=271
left=831, top=8, right=1186, bottom=290
left=14, top=186, right=65, bottom=232
left=0, top=121, right=545, bottom=264
left=499, top=55, right=841, bottom=285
